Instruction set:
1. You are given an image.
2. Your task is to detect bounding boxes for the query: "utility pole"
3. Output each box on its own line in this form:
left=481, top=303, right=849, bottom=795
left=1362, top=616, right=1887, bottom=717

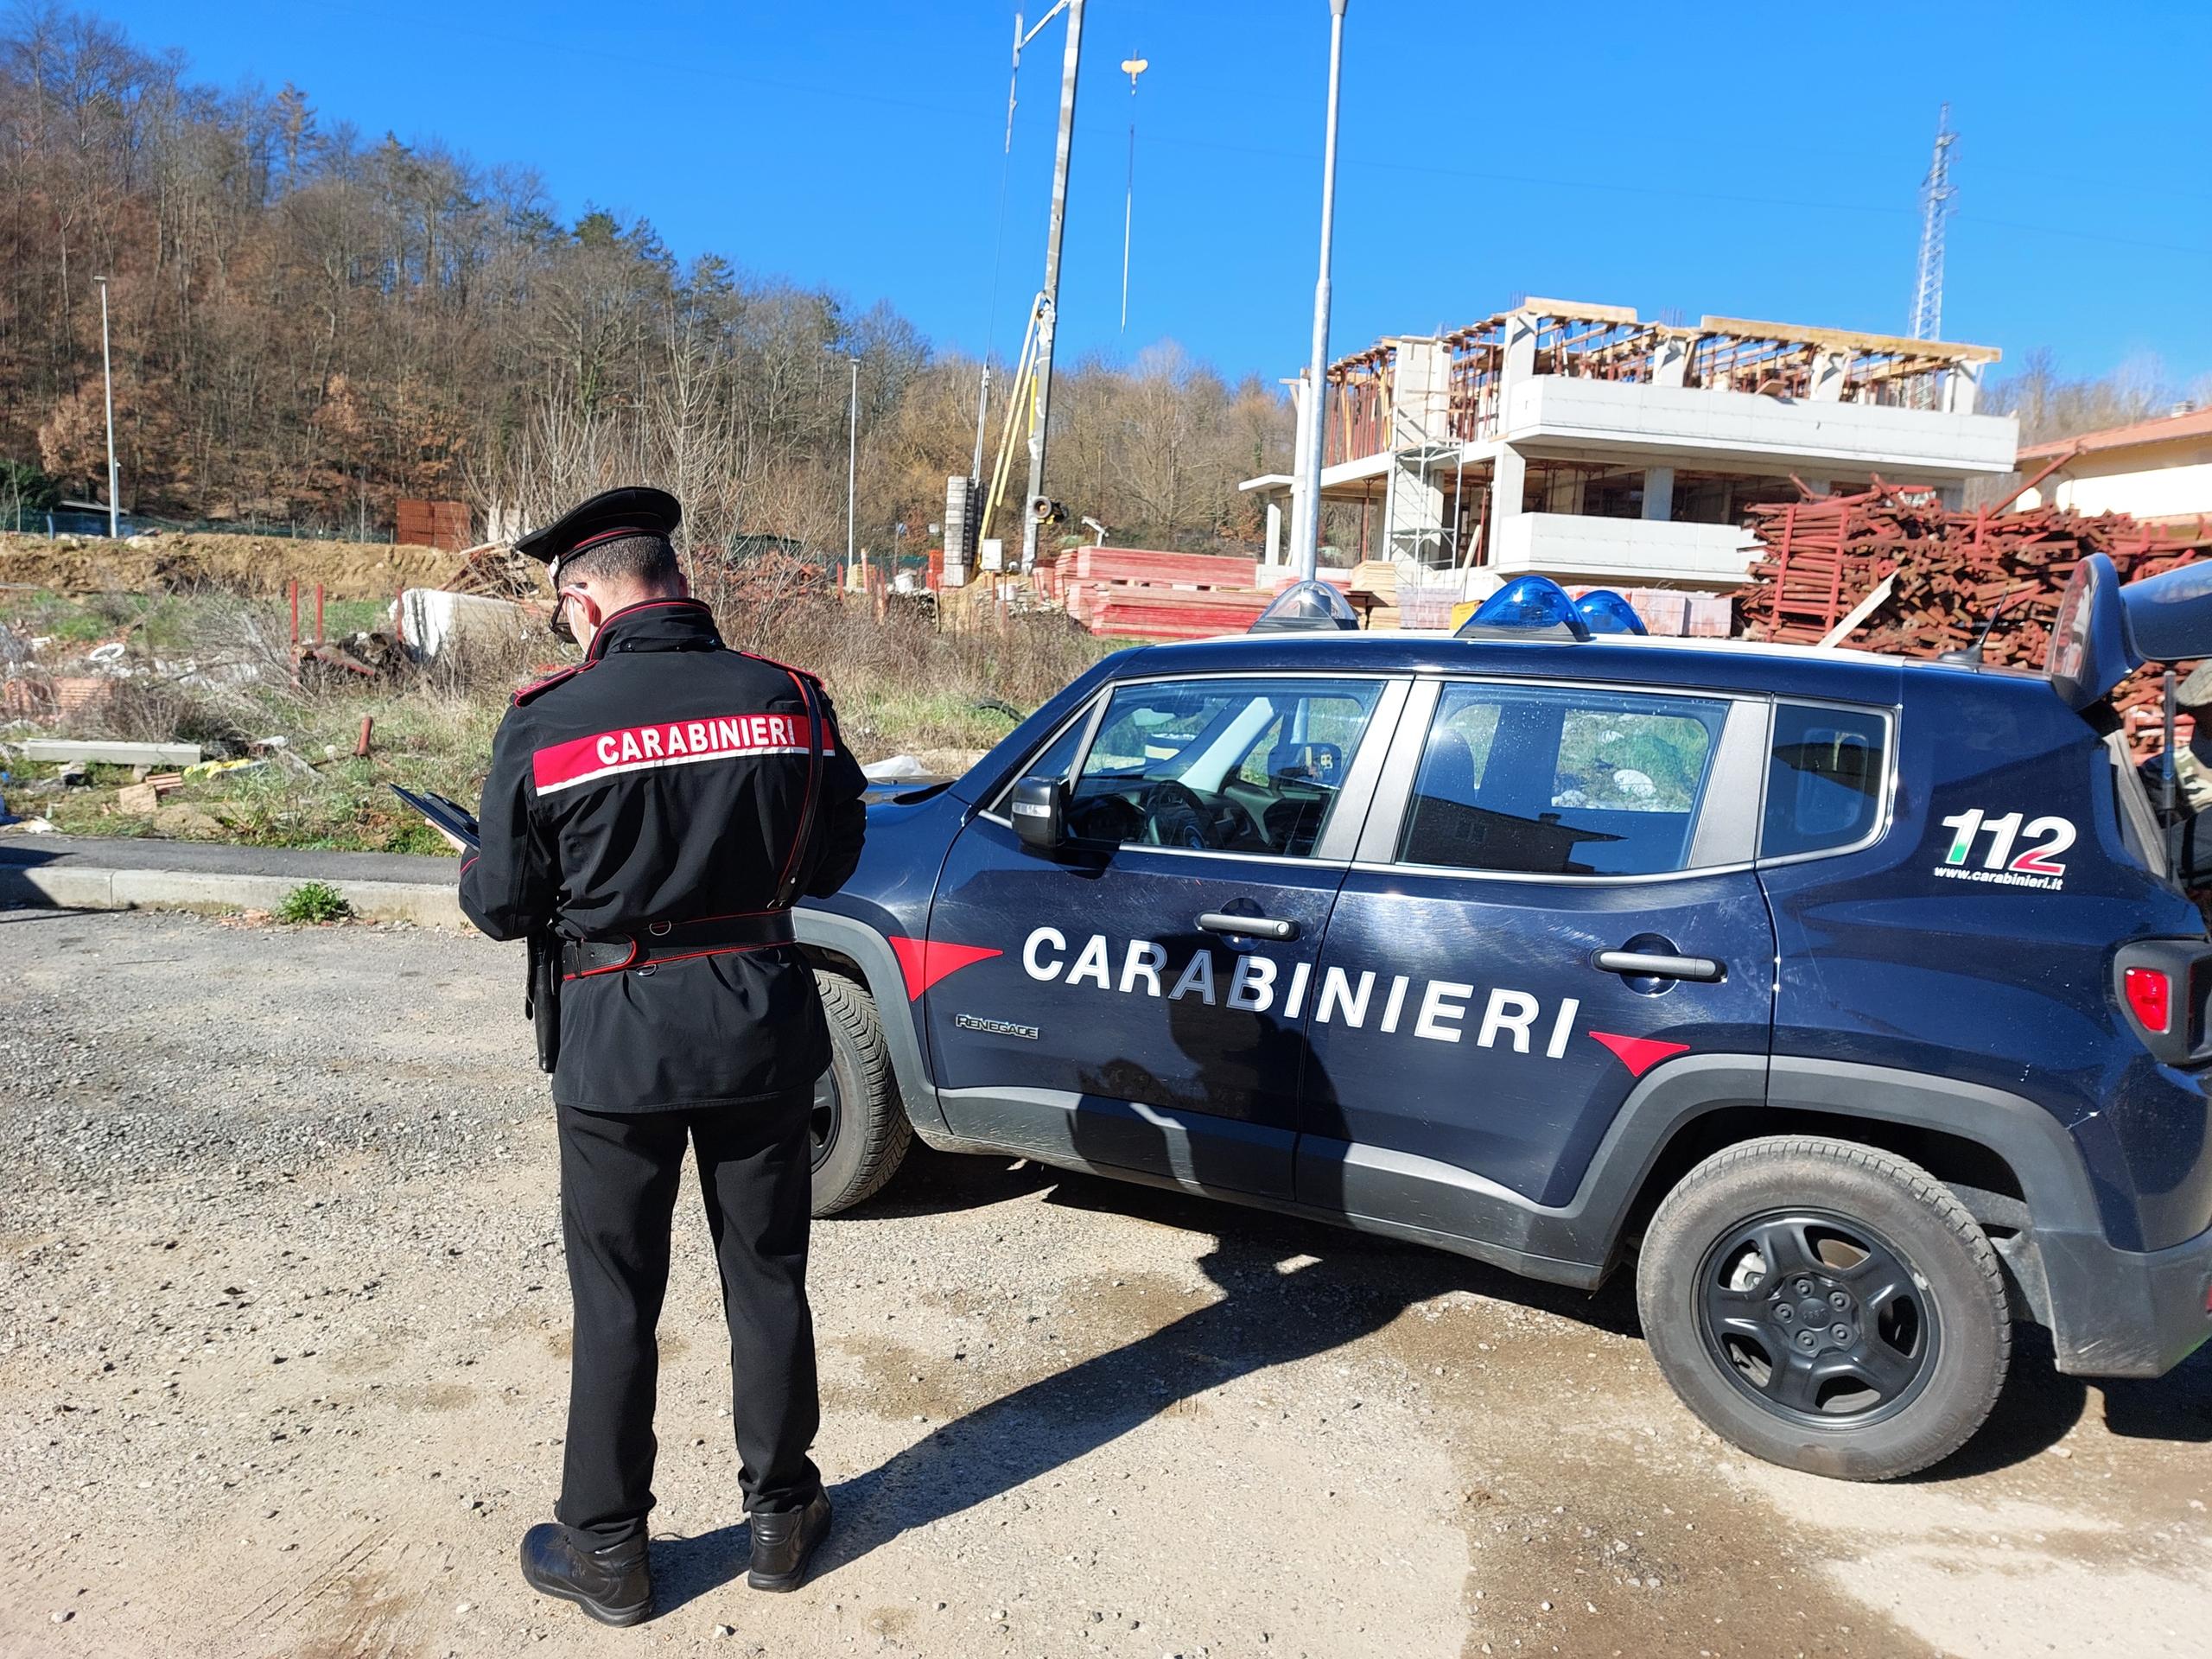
left=1018, top=0, right=1084, bottom=574
left=95, top=276, right=118, bottom=538
left=1909, top=102, right=1957, bottom=345
left=1292, top=1, right=1348, bottom=582
left=828, top=351, right=859, bottom=584
left=969, top=365, right=991, bottom=486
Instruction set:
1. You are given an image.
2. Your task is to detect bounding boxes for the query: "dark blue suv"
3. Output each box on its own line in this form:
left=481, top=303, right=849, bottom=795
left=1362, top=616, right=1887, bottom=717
left=793, top=562, right=2212, bottom=1479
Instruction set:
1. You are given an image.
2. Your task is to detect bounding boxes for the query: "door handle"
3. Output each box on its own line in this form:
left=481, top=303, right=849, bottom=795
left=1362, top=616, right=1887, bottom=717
left=1592, top=949, right=1722, bottom=982
left=1199, top=912, right=1299, bottom=942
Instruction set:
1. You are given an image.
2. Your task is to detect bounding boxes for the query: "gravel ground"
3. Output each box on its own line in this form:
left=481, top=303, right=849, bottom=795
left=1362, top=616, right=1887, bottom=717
left=3, top=906, right=2210, bottom=1659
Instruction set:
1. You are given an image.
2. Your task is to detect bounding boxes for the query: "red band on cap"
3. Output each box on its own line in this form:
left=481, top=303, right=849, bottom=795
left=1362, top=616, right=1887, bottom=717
left=549, top=525, right=662, bottom=582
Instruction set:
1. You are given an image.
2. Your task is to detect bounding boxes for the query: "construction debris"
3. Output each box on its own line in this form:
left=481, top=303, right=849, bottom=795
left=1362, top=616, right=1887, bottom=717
left=396, top=589, right=543, bottom=660
left=1044, top=548, right=1269, bottom=639
left=1739, top=479, right=2212, bottom=751
left=441, top=542, right=548, bottom=601
left=21, top=738, right=202, bottom=767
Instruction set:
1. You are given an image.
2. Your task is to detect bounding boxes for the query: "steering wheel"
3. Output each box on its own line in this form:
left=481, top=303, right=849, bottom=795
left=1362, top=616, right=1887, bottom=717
left=1138, top=779, right=1219, bottom=849
left=1137, top=780, right=1260, bottom=852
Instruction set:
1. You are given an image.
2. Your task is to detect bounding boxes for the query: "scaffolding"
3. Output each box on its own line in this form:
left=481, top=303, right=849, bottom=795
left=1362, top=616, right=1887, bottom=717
left=1322, top=302, right=1999, bottom=467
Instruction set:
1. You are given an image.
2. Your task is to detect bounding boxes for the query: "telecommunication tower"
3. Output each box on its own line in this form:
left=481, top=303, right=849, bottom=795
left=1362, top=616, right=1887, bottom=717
left=1908, top=104, right=1958, bottom=343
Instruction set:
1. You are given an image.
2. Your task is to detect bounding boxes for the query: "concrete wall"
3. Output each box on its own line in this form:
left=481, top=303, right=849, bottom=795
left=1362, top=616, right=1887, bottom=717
left=2018, top=447, right=2212, bottom=522
left=1498, top=376, right=2018, bottom=478
left=1489, top=512, right=1759, bottom=589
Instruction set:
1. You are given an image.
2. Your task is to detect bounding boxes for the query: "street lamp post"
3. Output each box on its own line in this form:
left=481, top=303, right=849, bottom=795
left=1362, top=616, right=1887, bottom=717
left=95, top=276, right=118, bottom=538
left=1292, top=0, right=1348, bottom=582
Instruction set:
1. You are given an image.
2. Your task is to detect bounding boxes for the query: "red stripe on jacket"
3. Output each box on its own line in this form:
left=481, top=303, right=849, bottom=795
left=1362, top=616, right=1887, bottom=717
left=531, top=712, right=834, bottom=795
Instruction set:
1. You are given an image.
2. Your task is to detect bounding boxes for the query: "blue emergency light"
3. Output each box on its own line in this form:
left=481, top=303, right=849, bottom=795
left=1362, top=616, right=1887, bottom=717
left=1454, top=574, right=1592, bottom=642
left=1574, top=588, right=1649, bottom=635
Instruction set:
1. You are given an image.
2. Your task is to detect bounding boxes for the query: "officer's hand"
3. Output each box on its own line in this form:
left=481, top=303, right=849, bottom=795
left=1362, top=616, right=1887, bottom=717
left=436, top=827, right=471, bottom=855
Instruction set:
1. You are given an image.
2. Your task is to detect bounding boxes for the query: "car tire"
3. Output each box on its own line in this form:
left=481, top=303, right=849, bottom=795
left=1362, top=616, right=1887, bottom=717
left=810, top=973, right=912, bottom=1217
left=1636, top=1135, right=2009, bottom=1480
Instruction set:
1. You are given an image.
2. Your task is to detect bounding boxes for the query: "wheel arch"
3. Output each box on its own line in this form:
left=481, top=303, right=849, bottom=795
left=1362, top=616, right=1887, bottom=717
left=793, top=909, right=951, bottom=1141
left=1572, top=1054, right=2102, bottom=1274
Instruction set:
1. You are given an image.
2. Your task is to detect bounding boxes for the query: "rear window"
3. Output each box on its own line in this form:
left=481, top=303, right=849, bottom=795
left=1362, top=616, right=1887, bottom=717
left=1400, top=683, right=1727, bottom=876
left=1761, top=703, right=1889, bottom=859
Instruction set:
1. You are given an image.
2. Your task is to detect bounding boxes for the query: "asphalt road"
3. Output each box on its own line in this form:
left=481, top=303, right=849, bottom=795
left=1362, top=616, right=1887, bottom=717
left=3, top=906, right=2209, bottom=1659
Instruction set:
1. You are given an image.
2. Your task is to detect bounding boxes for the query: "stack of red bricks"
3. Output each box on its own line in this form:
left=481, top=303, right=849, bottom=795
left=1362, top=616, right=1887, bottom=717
left=1051, top=548, right=1268, bottom=640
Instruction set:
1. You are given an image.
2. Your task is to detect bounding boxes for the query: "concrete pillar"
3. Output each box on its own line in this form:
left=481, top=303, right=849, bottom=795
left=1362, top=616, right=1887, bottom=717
left=1799, top=478, right=1833, bottom=499
left=1265, top=499, right=1283, bottom=568
left=1937, top=481, right=1966, bottom=512
left=1944, top=360, right=1983, bottom=416
left=1493, top=445, right=1528, bottom=521
left=1389, top=337, right=1450, bottom=448
left=1642, top=466, right=1675, bottom=522
left=1502, top=312, right=1538, bottom=389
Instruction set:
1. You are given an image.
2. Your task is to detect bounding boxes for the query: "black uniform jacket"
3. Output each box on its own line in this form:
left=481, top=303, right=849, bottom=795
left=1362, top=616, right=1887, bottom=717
left=459, top=598, right=868, bottom=1111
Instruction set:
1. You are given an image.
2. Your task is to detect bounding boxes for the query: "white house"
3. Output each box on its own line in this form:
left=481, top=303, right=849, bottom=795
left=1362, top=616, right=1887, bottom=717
left=2016, top=405, right=2212, bottom=530
left=1244, top=298, right=2018, bottom=597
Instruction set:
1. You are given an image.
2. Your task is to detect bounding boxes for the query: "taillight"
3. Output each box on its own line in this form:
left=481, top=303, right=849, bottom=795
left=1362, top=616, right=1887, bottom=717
left=2126, top=966, right=2173, bottom=1034
left=2114, top=941, right=2209, bottom=1062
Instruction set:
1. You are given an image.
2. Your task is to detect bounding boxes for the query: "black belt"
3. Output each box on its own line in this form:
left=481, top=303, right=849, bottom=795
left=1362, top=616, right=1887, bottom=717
left=561, top=912, right=797, bottom=981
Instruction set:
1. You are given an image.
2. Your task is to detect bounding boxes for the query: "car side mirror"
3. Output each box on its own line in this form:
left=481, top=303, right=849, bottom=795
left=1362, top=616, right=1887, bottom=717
left=1010, top=775, right=1065, bottom=851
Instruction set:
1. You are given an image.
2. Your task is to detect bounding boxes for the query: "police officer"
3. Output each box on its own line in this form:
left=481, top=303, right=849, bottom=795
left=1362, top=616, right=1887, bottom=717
left=454, top=486, right=867, bottom=1625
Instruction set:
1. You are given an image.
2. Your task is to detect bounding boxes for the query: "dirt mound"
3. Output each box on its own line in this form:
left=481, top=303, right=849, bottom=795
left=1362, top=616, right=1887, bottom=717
left=0, top=531, right=471, bottom=599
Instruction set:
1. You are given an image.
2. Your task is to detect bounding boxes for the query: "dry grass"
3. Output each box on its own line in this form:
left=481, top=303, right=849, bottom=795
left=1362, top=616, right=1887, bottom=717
left=3, top=585, right=1114, bottom=852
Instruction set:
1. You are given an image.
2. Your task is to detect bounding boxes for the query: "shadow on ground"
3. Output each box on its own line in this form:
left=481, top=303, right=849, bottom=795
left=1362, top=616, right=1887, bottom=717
left=656, top=1161, right=1610, bottom=1618
left=651, top=1157, right=2212, bottom=1616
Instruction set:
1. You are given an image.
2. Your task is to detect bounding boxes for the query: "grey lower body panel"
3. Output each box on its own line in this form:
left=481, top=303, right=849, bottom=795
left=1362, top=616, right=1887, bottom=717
left=936, top=1084, right=1603, bottom=1287
left=2036, top=1223, right=2212, bottom=1377
left=938, top=1085, right=1293, bottom=1199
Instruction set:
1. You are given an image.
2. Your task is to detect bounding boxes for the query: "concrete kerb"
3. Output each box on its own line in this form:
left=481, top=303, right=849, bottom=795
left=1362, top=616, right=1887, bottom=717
left=0, top=861, right=468, bottom=929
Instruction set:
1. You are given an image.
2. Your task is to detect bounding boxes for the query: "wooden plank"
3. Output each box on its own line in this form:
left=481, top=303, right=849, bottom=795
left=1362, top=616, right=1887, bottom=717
left=1696, top=315, right=2002, bottom=363
left=21, top=738, right=203, bottom=766
left=1816, top=573, right=1897, bottom=648
left=1065, top=548, right=1258, bottom=588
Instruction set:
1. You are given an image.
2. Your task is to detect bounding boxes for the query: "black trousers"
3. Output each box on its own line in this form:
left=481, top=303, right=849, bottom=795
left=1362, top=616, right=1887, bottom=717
left=553, top=1090, right=822, bottom=1548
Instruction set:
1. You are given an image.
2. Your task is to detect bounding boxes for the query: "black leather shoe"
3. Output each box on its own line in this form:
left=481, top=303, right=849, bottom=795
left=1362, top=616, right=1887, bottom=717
left=747, top=1491, right=832, bottom=1592
left=519, top=1522, right=652, bottom=1626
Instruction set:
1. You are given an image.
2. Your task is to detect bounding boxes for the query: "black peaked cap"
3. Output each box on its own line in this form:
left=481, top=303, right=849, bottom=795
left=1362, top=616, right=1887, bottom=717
left=514, top=486, right=682, bottom=584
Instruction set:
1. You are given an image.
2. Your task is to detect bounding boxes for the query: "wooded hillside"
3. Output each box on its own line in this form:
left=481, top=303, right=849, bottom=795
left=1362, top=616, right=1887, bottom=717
left=0, top=7, right=1291, bottom=558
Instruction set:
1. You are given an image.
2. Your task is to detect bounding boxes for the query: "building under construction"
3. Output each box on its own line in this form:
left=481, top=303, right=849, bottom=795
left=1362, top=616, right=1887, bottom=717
left=1241, top=298, right=2016, bottom=596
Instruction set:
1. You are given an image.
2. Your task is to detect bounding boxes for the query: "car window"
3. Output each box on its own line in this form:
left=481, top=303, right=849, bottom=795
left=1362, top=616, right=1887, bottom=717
left=1069, top=677, right=1383, bottom=857
left=1401, top=683, right=1728, bottom=876
left=1761, top=702, right=1888, bottom=859
left=1025, top=711, right=1090, bottom=785
left=988, top=704, right=1093, bottom=816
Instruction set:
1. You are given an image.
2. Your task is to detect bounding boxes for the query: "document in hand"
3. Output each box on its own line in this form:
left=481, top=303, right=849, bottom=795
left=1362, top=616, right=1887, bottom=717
left=389, top=784, right=481, bottom=850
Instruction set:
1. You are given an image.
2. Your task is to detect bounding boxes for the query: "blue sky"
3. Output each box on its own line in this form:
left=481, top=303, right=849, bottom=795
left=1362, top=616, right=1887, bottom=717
left=105, top=0, right=2212, bottom=391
